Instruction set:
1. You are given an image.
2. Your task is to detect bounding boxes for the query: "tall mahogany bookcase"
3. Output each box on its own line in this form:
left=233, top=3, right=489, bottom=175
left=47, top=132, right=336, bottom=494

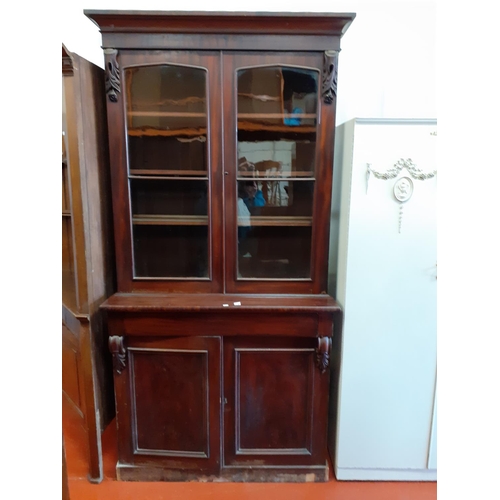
left=85, top=10, right=355, bottom=482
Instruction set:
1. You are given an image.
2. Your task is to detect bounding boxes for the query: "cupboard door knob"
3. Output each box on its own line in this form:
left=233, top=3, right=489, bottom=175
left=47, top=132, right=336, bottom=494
left=225, top=171, right=228, bottom=175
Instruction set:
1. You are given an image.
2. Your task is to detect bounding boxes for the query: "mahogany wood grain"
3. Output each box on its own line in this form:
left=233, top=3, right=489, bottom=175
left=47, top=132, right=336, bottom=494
left=113, top=336, right=221, bottom=474
left=113, top=312, right=319, bottom=338
left=224, top=336, right=330, bottom=468
left=103, top=293, right=339, bottom=338
left=97, top=33, right=343, bottom=52
left=84, top=10, right=355, bottom=36
left=101, top=292, right=341, bottom=312
left=327, top=307, right=345, bottom=471
left=132, top=350, right=209, bottom=455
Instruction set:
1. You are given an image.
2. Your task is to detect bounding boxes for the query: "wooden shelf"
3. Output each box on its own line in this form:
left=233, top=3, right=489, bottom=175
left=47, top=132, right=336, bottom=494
left=237, top=172, right=314, bottom=180
left=127, top=121, right=316, bottom=137
left=238, top=113, right=316, bottom=119
left=238, top=93, right=281, bottom=102
left=238, top=121, right=316, bottom=133
left=130, top=169, right=207, bottom=177
left=237, top=216, right=312, bottom=227
left=130, top=96, right=205, bottom=107
left=128, top=127, right=207, bottom=137
left=128, top=111, right=206, bottom=118
left=132, top=214, right=208, bottom=226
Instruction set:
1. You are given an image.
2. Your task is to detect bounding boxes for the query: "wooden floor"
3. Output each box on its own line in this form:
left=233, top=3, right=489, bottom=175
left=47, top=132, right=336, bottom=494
left=63, top=397, right=437, bottom=500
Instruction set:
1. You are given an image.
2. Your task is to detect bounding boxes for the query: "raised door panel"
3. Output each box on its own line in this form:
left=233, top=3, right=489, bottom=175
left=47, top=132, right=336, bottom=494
left=223, top=336, right=329, bottom=467
left=115, top=336, right=221, bottom=474
left=104, top=50, right=223, bottom=293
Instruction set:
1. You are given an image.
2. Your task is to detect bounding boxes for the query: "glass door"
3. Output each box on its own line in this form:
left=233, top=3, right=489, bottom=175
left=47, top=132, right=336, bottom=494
left=223, top=53, right=333, bottom=294
left=126, top=64, right=209, bottom=278
left=110, top=52, right=223, bottom=292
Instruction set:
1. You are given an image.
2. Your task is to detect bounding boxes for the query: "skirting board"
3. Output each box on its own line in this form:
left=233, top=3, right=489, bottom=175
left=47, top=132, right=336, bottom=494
left=117, top=462, right=329, bottom=482
left=335, top=467, right=437, bottom=481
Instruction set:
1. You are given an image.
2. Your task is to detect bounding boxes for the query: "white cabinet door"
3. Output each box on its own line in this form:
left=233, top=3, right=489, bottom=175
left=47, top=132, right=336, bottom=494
left=330, top=119, right=437, bottom=481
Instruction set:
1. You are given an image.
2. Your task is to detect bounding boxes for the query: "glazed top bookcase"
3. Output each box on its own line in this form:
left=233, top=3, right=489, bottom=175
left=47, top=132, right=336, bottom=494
left=85, top=10, right=355, bottom=296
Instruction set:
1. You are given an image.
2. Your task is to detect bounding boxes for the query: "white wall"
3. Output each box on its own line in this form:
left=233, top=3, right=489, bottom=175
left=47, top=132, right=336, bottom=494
left=60, top=0, right=436, bottom=125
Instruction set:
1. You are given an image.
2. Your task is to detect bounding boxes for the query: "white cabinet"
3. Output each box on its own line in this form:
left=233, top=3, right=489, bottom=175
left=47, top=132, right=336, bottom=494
left=329, top=118, right=437, bottom=481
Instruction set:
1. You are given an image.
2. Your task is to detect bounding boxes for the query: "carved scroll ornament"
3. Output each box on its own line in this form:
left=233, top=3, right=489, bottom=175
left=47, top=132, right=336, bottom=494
left=104, top=49, right=120, bottom=102
left=109, top=336, right=127, bottom=374
left=315, top=337, right=332, bottom=374
left=322, top=50, right=339, bottom=104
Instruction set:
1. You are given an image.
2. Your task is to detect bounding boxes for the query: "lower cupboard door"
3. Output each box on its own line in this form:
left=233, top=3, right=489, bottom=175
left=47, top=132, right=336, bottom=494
left=223, top=336, right=330, bottom=467
left=115, top=336, right=221, bottom=474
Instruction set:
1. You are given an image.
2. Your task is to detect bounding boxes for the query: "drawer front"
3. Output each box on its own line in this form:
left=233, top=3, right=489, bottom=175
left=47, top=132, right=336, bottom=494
left=115, top=312, right=319, bottom=337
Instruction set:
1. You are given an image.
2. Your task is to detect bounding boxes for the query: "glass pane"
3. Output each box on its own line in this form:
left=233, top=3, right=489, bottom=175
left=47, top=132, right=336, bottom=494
left=125, top=65, right=207, bottom=176
left=236, top=66, right=319, bottom=279
left=130, top=179, right=209, bottom=278
left=125, top=65, right=209, bottom=279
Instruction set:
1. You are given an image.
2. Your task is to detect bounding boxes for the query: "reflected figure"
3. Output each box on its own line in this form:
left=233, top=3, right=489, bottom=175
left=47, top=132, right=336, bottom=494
left=238, top=180, right=265, bottom=259
left=241, top=180, right=266, bottom=210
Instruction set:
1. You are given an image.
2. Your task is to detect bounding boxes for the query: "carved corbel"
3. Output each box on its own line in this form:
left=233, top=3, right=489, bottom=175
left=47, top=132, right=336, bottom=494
left=104, top=49, right=120, bottom=102
left=109, top=336, right=127, bottom=374
left=321, top=50, right=339, bottom=104
left=316, top=337, right=332, bottom=374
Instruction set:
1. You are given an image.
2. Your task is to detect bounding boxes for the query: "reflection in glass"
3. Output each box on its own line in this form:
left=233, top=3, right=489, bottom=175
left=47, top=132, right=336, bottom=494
left=130, top=179, right=209, bottom=278
left=126, top=65, right=208, bottom=175
left=236, top=66, right=319, bottom=279
left=125, top=65, right=210, bottom=279
left=237, top=180, right=313, bottom=279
